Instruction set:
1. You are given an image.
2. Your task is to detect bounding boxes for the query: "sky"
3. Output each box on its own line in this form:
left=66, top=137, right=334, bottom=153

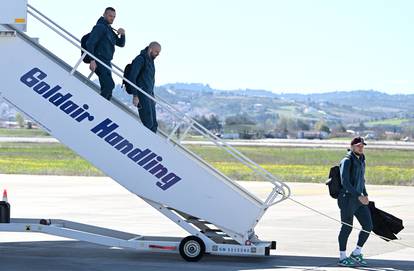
left=23, top=0, right=414, bottom=94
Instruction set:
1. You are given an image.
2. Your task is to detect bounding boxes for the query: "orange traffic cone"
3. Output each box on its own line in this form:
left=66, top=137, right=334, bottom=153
left=2, top=189, right=8, bottom=202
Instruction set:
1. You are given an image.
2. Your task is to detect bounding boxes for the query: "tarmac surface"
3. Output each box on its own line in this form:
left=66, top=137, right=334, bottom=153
left=0, top=174, right=413, bottom=271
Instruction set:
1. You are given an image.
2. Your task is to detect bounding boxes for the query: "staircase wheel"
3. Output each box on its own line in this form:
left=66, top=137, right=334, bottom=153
left=179, top=236, right=205, bottom=262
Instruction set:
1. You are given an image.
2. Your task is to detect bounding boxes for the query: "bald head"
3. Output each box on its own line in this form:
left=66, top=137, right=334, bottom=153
left=149, top=41, right=161, bottom=49
left=148, top=41, right=161, bottom=59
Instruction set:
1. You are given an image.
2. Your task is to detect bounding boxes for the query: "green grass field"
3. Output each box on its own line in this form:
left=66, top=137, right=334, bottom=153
left=0, top=143, right=101, bottom=176
left=187, top=146, right=414, bottom=185
left=0, top=142, right=413, bottom=185
left=0, top=128, right=50, bottom=137
left=365, top=118, right=410, bottom=127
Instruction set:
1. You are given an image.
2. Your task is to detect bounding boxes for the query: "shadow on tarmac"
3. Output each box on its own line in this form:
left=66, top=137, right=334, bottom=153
left=0, top=241, right=412, bottom=271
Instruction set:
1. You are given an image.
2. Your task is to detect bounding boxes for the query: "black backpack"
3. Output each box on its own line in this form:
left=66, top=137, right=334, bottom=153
left=80, top=33, right=92, bottom=63
left=326, top=159, right=354, bottom=199
left=326, top=166, right=342, bottom=199
left=122, top=63, right=133, bottom=94
left=122, top=56, right=146, bottom=95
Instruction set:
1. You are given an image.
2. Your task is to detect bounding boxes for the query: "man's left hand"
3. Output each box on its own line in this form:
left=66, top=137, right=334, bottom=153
left=117, top=28, right=125, bottom=35
left=132, top=95, right=139, bottom=107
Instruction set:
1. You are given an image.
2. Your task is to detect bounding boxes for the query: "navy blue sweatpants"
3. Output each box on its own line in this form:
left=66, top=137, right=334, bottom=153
left=337, top=193, right=373, bottom=251
left=137, top=91, right=158, bottom=133
left=95, top=62, right=115, bottom=101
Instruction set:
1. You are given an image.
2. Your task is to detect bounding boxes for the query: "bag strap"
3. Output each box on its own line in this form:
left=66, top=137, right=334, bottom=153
left=133, top=55, right=147, bottom=88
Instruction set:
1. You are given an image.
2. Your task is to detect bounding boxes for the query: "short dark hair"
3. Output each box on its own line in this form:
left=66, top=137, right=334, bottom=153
left=105, top=7, right=116, bottom=13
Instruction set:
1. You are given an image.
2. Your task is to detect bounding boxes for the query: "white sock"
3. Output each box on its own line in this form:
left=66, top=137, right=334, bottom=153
left=352, top=246, right=362, bottom=256
left=340, top=251, right=347, bottom=260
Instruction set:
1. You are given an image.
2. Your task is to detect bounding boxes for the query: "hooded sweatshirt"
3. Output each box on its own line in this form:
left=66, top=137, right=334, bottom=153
left=86, top=17, right=125, bottom=64
left=340, top=150, right=368, bottom=198
left=127, top=47, right=156, bottom=96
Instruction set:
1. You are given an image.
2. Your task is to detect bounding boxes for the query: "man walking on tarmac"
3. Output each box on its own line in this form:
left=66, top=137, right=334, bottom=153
left=86, top=7, right=125, bottom=100
left=127, top=42, right=161, bottom=133
left=337, top=136, right=373, bottom=267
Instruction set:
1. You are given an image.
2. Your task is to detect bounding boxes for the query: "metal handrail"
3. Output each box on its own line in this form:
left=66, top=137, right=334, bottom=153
left=27, top=5, right=290, bottom=205
left=5, top=23, right=265, bottom=208
left=26, top=4, right=291, bottom=205
left=26, top=4, right=280, bottom=186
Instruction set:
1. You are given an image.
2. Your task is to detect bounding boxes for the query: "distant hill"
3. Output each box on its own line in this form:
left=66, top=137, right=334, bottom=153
left=281, top=90, right=414, bottom=111
left=145, top=83, right=413, bottom=127
left=3, top=82, right=412, bottom=132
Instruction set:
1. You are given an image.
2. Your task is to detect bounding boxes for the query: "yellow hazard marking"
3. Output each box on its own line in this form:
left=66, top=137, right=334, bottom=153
left=15, top=18, right=26, bottom=23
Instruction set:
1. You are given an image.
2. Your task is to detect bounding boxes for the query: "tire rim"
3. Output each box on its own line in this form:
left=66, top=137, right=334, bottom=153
left=183, top=240, right=201, bottom=257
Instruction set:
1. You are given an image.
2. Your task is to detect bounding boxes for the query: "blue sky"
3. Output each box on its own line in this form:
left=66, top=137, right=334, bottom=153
left=27, top=0, right=414, bottom=94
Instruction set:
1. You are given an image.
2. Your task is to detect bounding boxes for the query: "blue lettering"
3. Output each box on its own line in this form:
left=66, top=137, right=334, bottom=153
left=127, top=148, right=151, bottom=162
left=60, top=101, right=79, bottom=114
left=115, top=139, right=134, bottom=154
left=137, top=152, right=157, bottom=166
left=33, top=81, right=50, bottom=94
left=43, top=85, right=61, bottom=99
left=104, top=132, right=124, bottom=146
left=157, top=173, right=182, bottom=191
left=19, top=68, right=94, bottom=124
left=143, top=156, right=162, bottom=170
left=149, top=164, right=168, bottom=178
left=19, top=67, right=181, bottom=190
left=91, top=118, right=182, bottom=190
left=91, top=118, right=118, bottom=137
left=20, top=67, right=46, bottom=87
left=49, top=92, right=73, bottom=106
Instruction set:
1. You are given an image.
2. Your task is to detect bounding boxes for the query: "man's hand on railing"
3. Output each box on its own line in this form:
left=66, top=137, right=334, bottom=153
left=133, top=95, right=139, bottom=107
left=89, top=60, right=97, bottom=72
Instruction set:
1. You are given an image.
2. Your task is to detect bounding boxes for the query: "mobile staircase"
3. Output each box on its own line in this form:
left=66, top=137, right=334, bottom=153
left=0, top=0, right=290, bottom=261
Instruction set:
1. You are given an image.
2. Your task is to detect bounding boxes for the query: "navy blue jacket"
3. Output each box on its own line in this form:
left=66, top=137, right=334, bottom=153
left=127, top=47, right=155, bottom=96
left=86, top=17, right=125, bottom=64
left=340, top=151, right=368, bottom=197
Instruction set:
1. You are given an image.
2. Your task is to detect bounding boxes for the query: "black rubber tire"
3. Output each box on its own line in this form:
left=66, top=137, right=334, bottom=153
left=179, top=236, right=205, bottom=262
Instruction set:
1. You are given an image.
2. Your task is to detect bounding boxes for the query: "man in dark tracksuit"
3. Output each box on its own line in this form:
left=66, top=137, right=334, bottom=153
left=127, top=42, right=161, bottom=133
left=337, top=136, right=373, bottom=267
left=86, top=7, right=125, bottom=100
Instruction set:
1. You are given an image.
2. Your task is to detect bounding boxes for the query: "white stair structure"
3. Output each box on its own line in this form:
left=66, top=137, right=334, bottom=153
left=0, top=1, right=290, bottom=261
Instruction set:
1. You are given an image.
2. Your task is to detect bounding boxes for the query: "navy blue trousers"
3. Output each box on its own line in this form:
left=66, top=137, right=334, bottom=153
left=337, top=193, right=373, bottom=251
left=137, top=91, right=158, bottom=133
left=95, top=62, right=115, bottom=100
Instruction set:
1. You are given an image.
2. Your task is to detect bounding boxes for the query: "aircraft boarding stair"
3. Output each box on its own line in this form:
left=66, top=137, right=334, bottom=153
left=0, top=1, right=290, bottom=261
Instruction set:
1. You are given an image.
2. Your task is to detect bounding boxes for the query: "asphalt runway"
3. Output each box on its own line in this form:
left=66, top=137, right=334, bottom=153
left=0, top=175, right=413, bottom=271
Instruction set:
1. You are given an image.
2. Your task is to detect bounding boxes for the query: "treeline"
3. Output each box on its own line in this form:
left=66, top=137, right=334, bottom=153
left=193, top=114, right=335, bottom=139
